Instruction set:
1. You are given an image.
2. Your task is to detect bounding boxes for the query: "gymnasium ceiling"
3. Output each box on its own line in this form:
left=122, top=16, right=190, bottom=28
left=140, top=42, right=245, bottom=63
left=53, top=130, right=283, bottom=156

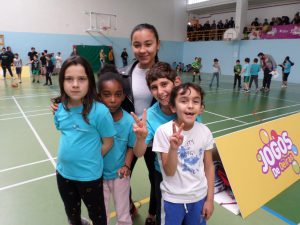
left=187, top=0, right=300, bottom=15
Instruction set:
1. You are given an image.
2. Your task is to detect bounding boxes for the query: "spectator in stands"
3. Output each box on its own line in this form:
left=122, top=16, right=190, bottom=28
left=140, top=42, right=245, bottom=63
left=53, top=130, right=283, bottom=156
left=291, top=12, right=300, bottom=24
left=275, top=17, right=283, bottom=25
left=224, top=19, right=230, bottom=29
left=263, top=19, right=269, bottom=26
left=211, top=20, right=217, bottom=40
left=228, top=17, right=235, bottom=28
left=270, top=17, right=276, bottom=26
left=203, top=21, right=211, bottom=41
left=282, top=16, right=290, bottom=25
left=251, top=18, right=259, bottom=27
left=217, top=20, right=224, bottom=40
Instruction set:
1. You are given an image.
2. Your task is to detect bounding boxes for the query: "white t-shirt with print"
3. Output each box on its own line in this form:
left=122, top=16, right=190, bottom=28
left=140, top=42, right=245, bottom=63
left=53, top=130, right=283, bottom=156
left=153, top=120, right=214, bottom=203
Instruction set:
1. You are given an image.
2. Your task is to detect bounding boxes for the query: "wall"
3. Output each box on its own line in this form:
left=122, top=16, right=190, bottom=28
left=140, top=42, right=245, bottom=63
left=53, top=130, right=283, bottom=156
left=183, top=39, right=300, bottom=83
left=0, top=0, right=186, bottom=68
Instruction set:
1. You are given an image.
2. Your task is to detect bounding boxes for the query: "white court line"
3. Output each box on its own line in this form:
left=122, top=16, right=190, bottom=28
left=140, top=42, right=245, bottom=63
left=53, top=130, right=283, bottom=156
left=0, top=173, right=55, bottom=191
left=0, top=108, right=50, bottom=117
left=205, top=110, right=247, bottom=124
left=212, top=110, right=300, bottom=134
left=12, top=96, right=56, bottom=168
left=0, top=158, right=57, bottom=173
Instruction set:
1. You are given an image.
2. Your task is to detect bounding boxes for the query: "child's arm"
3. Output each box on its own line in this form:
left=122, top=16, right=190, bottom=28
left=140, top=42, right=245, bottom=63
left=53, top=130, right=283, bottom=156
left=202, top=150, right=215, bottom=220
left=131, top=109, right=148, bottom=157
left=101, top=137, right=114, bottom=156
left=161, top=122, right=184, bottom=176
left=117, top=148, right=134, bottom=178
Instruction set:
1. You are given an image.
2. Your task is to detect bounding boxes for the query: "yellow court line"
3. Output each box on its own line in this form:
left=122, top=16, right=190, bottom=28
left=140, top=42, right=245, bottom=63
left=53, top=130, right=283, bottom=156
left=109, top=197, right=150, bottom=219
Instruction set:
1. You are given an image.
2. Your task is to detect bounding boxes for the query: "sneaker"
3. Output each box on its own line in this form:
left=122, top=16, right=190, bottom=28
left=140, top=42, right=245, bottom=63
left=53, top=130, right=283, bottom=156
left=264, top=88, right=270, bottom=92
left=255, top=88, right=259, bottom=93
left=69, top=217, right=91, bottom=225
left=43, top=83, right=48, bottom=86
left=260, top=87, right=264, bottom=92
left=145, top=217, right=156, bottom=225
left=37, top=80, right=40, bottom=83
left=32, top=79, right=35, bottom=83
left=245, top=89, right=250, bottom=93
left=12, top=77, right=16, bottom=80
left=19, top=80, right=22, bottom=83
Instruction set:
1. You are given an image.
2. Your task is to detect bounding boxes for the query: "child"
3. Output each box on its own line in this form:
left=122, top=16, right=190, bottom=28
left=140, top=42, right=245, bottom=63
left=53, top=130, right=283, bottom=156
left=153, top=83, right=215, bottom=225
left=55, top=52, right=63, bottom=75
left=44, top=54, right=54, bottom=86
left=132, top=62, right=202, bottom=225
left=280, top=56, right=294, bottom=88
left=233, top=59, right=242, bottom=89
left=13, top=53, right=22, bottom=83
left=97, top=68, right=136, bottom=225
left=191, top=57, right=202, bottom=83
left=241, top=58, right=250, bottom=92
left=31, top=55, right=41, bottom=83
left=249, top=58, right=260, bottom=92
left=53, top=56, right=115, bottom=225
left=209, top=58, right=220, bottom=88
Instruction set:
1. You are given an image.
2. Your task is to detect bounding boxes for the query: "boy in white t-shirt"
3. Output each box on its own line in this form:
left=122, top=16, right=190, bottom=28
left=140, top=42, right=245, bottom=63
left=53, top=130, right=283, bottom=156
left=153, top=82, right=215, bottom=225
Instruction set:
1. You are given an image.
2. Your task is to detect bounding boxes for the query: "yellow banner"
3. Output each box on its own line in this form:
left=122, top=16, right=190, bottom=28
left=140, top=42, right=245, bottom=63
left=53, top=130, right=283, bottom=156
left=215, top=113, right=300, bottom=218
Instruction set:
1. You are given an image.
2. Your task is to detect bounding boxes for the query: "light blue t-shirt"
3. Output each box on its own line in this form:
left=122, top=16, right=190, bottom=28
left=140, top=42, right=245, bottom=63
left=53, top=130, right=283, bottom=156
left=250, top=63, right=260, bottom=76
left=54, top=102, right=115, bottom=181
left=146, top=102, right=202, bottom=172
left=284, top=62, right=292, bottom=73
left=103, top=109, right=136, bottom=180
left=243, top=64, right=250, bottom=77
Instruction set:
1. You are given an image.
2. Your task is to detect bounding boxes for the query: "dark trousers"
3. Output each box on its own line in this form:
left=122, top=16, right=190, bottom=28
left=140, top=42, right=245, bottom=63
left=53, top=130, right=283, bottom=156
left=130, top=146, right=156, bottom=216
left=262, top=68, right=272, bottom=89
left=45, top=71, right=52, bottom=85
left=122, top=59, right=128, bottom=67
left=192, top=74, right=201, bottom=82
left=154, top=170, right=163, bottom=225
left=56, top=172, right=107, bottom=225
left=2, top=65, right=13, bottom=77
left=233, top=74, right=241, bottom=88
left=249, top=75, right=258, bottom=89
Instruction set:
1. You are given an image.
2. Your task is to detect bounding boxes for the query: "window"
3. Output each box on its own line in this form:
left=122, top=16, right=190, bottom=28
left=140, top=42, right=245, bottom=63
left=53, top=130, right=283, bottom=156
left=187, top=0, right=210, bottom=4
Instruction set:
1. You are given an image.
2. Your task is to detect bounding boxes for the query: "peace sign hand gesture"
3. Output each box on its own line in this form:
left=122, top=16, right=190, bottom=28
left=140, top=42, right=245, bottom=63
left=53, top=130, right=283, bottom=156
left=169, top=122, right=184, bottom=151
left=131, top=109, right=148, bottom=140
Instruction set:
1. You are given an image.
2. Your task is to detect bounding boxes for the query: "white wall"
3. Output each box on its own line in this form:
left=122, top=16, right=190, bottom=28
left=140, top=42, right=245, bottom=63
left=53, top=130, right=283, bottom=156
left=0, top=0, right=187, bottom=41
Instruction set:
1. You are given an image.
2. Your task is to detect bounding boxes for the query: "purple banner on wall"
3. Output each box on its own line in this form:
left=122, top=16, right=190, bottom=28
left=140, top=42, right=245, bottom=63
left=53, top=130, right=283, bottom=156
left=261, top=24, right=300, bottom=39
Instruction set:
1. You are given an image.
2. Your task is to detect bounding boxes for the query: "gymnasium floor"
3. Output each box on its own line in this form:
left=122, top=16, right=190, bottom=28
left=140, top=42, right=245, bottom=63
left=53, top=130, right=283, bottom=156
left=0, top=72, right=299, bottom=225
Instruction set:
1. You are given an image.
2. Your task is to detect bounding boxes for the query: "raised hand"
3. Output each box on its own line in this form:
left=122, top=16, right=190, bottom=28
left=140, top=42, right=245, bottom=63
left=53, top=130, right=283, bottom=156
left=169, top=122, right=184, bottom=151
left=131, top=109, right=148, bottom=140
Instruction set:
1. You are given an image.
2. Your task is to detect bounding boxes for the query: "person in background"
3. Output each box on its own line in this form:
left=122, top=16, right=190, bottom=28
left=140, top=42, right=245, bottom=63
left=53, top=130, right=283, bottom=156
left=257, top=52, right=277, bottom=93
left=121, top=48, right=129, bottom=67
left=280, top=56, right=294, bottom=88
left=13, top=53, right=23, bottom=83
left=209, top=58, right=221, bottom=88
left=233, top=59, right=242, bottom=89
left=249, top=58, right=261, bottom=92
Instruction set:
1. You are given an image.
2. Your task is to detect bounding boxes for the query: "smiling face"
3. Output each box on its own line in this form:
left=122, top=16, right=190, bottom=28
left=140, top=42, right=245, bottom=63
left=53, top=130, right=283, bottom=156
left=149, top=78, right=175, bottom=114
left=171, top=87, right=204, bottom=130
left=131, top=28, right=160, bottom=69
left=100, top=79, right=125, bottom=115
left=63, top=64, right=89, bottom=107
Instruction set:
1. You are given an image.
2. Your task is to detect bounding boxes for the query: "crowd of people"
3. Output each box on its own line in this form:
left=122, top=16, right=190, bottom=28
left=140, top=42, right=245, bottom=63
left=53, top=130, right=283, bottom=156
left=188, top=11, right=300, bottom=41
left=0, top=46, right=62, bottom=86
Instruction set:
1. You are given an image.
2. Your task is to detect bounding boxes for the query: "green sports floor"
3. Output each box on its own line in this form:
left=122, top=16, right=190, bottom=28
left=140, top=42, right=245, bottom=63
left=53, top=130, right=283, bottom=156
left=0, top=72, right=299, bottom=225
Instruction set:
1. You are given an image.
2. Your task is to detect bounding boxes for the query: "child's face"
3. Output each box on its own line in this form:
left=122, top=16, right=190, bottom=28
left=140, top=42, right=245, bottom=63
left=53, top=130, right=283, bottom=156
left=236, top=61, right=240, bottom=64
left=171, top=87, right=203, bottom=129
left=100, top=80, right=125, bottom=114
left=131, top=29, right=160, bottom=69
left=149, top=78, right=177, bottom=107
left=63, top=64, right=89, bottom=106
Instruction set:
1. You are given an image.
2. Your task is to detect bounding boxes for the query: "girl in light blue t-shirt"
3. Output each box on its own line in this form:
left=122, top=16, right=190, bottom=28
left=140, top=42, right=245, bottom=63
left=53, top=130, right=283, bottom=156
left=53, top=56, right=115, bottom=225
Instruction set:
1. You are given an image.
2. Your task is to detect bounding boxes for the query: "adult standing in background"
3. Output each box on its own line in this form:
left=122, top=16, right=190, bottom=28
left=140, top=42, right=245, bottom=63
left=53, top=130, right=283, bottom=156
left=119, top=23, right=159, bottom=225
left=257, top=52, right=277, bottom=92
left=28, top=47, right=38, bottom=74
left=121, top=48, right=128, bottom=67
left=1, top=47, right=14, bottom=79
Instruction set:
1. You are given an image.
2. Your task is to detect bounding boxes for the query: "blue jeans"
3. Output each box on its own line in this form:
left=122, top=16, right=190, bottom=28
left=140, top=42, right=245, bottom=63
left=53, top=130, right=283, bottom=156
left=210, top=72, right=219, bottom=87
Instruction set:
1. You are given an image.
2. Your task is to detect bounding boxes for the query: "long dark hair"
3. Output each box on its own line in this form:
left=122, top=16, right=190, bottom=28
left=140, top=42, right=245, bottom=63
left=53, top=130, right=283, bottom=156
left=52, top=56, right=99, bottom=124
left=130, top=23, right=160, bottom=63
